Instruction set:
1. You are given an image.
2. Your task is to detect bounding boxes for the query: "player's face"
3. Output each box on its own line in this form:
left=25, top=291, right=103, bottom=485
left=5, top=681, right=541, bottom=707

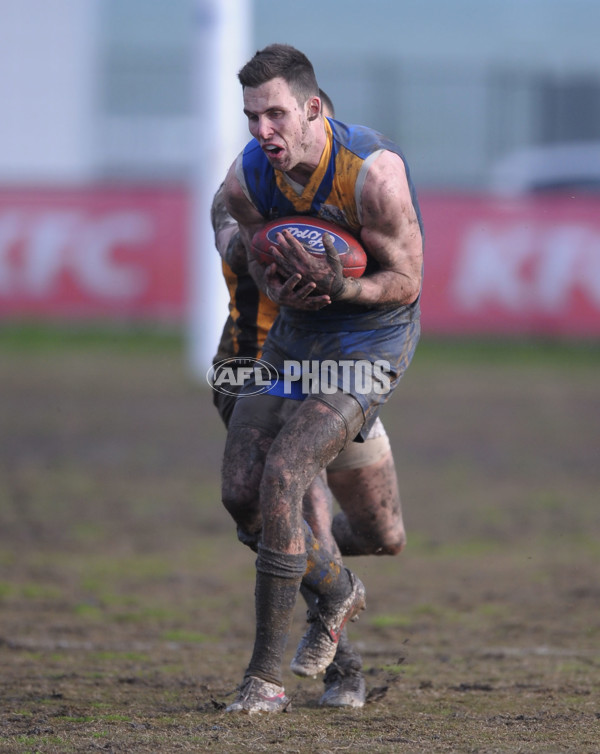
left=243, top=77, right=317, bottom=173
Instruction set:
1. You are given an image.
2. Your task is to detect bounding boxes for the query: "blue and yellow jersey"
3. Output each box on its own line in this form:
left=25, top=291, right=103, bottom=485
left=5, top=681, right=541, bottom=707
left=235, top=117, right=422, bottom=327
left=236, top=117, right=423, bottom=243
left=213, top=260, right=279, bottom=362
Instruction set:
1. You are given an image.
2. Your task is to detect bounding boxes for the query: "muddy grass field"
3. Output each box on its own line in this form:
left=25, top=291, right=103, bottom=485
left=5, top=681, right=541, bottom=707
left=0, top=328, right=599, bottom=753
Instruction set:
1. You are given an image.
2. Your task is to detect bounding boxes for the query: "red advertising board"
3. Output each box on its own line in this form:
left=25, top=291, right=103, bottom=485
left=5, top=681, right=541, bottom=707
left=1, top=186, right=599, bottom=337
left=419, top=193, right=600, bottom=337
left=0, top=186, right=188, bottom=321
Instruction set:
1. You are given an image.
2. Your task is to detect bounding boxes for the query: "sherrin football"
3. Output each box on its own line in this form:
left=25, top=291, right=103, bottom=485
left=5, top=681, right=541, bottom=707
left=250, top=216, right=367, bottom=278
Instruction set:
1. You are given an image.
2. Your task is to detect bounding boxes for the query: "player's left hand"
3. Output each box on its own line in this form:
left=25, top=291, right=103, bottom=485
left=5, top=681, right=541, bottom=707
left=263, top=264, right=332, bottom=310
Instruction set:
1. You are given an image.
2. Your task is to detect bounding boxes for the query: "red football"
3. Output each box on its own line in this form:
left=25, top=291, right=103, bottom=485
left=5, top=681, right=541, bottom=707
left=250, top=216, right=367, bottom=278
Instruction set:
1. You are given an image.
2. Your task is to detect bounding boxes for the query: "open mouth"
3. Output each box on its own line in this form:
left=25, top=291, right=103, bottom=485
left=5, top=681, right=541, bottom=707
left=263, top=144, right=283, bottom=157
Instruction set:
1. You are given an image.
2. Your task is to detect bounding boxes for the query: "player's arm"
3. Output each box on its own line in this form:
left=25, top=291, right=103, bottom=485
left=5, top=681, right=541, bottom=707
left=260, top=152, right=423, bottom=307
left=223, top=161, right=331, bottom=310
left=211, top=183, right=247, bottom=274
left=338, top=150, right=423, bottom=306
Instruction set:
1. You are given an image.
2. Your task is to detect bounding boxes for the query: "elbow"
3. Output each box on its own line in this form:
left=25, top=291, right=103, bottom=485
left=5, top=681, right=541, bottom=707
left=404, top=272, right=422, bottom=305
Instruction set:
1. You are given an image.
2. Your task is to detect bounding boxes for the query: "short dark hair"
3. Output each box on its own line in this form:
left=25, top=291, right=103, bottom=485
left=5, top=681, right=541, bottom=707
left=238, top=44, right=319, bottom=105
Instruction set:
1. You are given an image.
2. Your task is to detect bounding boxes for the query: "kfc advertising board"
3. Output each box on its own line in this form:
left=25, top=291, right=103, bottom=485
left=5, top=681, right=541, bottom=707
left=0, top=187, right=187, bottom=321
left=1, top=187, right=599, bottom=337
left=419, top=193, right=600, bottom=337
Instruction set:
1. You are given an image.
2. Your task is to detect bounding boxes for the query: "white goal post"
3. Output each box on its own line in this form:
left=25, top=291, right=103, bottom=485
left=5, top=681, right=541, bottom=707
left=187, top=0, right=252, bottom=379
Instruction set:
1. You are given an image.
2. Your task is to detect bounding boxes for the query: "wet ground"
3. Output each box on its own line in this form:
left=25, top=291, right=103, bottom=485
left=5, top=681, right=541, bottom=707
left=0, top=332, right=598, bottom=752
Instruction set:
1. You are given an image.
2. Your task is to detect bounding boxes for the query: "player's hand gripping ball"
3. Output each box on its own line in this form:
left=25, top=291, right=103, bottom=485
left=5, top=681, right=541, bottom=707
left=251, top=216, right=367, bottom=278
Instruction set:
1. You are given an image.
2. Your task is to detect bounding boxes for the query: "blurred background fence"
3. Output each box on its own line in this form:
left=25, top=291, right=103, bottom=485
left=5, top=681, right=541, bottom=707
left=1, top=0, right=599, bottom=359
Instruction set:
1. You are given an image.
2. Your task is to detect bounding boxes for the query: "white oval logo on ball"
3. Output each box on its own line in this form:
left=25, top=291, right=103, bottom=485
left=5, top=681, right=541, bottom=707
left=266, top=221, right=350, bottom=256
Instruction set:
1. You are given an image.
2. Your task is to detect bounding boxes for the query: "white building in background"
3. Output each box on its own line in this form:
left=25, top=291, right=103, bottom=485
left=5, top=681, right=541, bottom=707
left=1, top=0, right=599, bottom=190
left=1, top=0, right=600, bottom=366
left=0, top=0, right=101, bottom=184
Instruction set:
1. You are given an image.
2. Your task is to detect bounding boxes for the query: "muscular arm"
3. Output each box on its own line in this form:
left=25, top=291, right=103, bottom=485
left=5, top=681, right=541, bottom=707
left=352, top=150, right=423, bottom=306
left=233, top=150, right=423, bottom=309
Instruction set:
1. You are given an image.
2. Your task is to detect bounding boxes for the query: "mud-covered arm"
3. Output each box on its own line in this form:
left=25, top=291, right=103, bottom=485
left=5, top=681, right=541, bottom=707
left=210, top=182, right=247, bottom=274
left=348, top=150, right=423, bottom=306
left=254, top=151, right=423, bottom=307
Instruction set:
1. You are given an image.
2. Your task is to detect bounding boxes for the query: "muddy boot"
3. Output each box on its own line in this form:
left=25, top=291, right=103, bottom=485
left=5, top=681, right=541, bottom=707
left=319, top=644, right=366, bottom=708
left=290, top=569, right=366, bottom=677
left=226, top=675, right=291, bottom=715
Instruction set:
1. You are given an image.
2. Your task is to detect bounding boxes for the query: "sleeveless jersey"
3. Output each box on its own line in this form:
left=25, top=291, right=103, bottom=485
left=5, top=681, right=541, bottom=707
left=236, top=117, right=423, bottom=242
left=235, top=117, right=423, bottom=325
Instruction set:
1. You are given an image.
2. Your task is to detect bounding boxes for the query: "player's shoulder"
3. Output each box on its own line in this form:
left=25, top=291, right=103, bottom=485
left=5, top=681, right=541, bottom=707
left=224, top=157, right=260, bottom=222
left=328, top=117, right=402, bottom=158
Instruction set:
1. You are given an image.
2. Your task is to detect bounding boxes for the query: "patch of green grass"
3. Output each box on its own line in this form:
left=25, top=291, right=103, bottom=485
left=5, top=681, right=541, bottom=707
left=531, top=490, right=564, bottom=511
left=427, top=539, right=506, bottom=559
left=412, top=602, right=448, bottom=618
left=162, top=629, right=216, bottom=643
left=13, top=734, right=73, bottom=750
left=555, top=660, right=598, bottom=677
left=84, top=671, right=107, bottom=680
left=416, top=336, right=600, bottom=369
left=0, top=550, right=16, bottom=567
left=90, top=651, right=150, bottom=663
left=19, top=582, right=63, bottom=600
left=547, top=533, right=600, bottom=558
left=84, top=554, right=177, bottom=583
left=0, top=322, right=183, bottom=353
left=138, top=605, right=185, bottom=621
left=99, top=713, right=131, bottom=723
left=73, top=603, right=104, bottom=619
left=379, top=663, right=406, bottom=675
left=475, top=603, right=512, bottom=619
left=370, top=603, right=465, bottom=631
left=154, top=663, right=186, bottom=676
left=370, top=613, right=414, bottom=629
left=18, top=651, right=43, bottom=662
left=70, top=521, right=108, bottom=544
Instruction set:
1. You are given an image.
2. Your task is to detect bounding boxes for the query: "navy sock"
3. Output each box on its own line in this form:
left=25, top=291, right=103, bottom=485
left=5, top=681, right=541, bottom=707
left=246, top=545, right=307, bottom=686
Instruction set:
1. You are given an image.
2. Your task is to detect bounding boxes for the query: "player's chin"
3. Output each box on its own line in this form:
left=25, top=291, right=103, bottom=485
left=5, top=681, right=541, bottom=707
left=264, top=149, right=288, bottom=168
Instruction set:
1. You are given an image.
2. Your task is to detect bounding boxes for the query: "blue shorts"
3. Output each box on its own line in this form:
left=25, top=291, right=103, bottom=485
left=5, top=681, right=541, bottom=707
left=241, top=303, right=421, bottom=441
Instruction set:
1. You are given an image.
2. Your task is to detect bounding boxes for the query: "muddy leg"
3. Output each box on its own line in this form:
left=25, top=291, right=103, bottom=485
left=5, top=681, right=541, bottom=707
left=329, top=450, right=407, bottom=556
left=221, top=425, right=271, bottom=544
left=247, top=396, right=364, bottom=684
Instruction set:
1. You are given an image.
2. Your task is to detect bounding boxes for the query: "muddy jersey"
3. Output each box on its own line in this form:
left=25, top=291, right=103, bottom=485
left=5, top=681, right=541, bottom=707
left=235, top=116, right=423, bottom=328
left=213, top=259, right=279, bottom=363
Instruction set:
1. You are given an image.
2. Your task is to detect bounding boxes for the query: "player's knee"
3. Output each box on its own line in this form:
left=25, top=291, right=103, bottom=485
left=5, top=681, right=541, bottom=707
left=373, top=526, right=406, bottom=556
left=236, top=526, right=260, bottom=552
left=376, top=537, right=405, bottom=556
left=221, top=482, right=242, bottom=518
left=222, top=479, right=257, bottom=528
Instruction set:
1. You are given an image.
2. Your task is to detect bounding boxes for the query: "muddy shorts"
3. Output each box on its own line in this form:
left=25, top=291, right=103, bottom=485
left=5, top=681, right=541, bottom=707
left=328, top=416, right=391, bottom=470
left=240, top=307, right=420, bottom=442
